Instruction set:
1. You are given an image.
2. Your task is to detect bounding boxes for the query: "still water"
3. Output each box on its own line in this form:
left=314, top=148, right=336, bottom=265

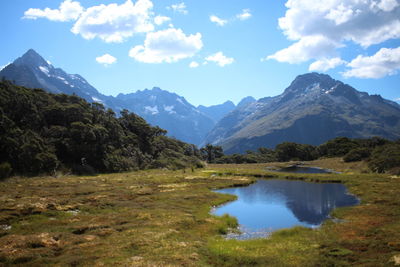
left=212, top=179, right=359, bottom=239
left=274, top=166, right=332, bottom=173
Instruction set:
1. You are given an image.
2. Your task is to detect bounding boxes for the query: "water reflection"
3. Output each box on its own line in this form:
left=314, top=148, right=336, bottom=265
left=213, top=179, right=358, bottom=239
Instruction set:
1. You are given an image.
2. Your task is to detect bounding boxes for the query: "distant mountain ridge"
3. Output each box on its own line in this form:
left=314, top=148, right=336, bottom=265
left=198, top=101, right=236, bottom=123
left=204, top=73, right=400, bottom=153
left=5, top=50, right=395, bottom=153
left=0, top=49, right=240, bottom=145
left=115, top=87, right=217, bottom=145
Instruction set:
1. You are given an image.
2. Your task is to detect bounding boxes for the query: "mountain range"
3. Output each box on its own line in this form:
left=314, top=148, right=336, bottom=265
left=1, top=49, right=400, bottom=152
left=0, top=49, right=238, bottom=145
left=205, top=73, right=400, bottom=153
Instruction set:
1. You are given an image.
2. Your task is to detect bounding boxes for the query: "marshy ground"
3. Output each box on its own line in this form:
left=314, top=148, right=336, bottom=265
left=0, top=158, right=399, bottom=266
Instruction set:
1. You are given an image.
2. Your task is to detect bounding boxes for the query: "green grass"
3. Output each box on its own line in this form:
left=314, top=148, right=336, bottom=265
left=0, top=160, right=399, bottom=266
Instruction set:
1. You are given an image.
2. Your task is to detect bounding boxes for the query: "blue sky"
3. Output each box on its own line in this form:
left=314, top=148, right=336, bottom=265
left=0, top=0, right=399, bottom=106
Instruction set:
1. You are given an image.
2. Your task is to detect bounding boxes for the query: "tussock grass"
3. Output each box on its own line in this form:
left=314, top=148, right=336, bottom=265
left=0, top=159, right=399, bottom=266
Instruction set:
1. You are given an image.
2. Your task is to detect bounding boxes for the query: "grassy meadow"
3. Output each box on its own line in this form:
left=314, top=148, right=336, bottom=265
left=0, top=158, right=400, bottom=266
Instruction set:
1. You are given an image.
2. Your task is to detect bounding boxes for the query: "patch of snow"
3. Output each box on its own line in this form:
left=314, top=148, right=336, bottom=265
left=305, top=83, right=320, bottom=93
left=176, top=98, right=185, bottom=105
left=163, top=105, right=176, bottom=114
left=92, top=97, right=103, bottom=103
left=325, top=85, right=337, bottom=94
left=145, top=106, right=159, bottom=115
left=39, top=66, right=50, bottom=76
left=70, top=74, right=87, bottom=84
left=150, top=95, right=156, bottom=101
left=0, top=63, right=10, bottom=71
left=56, top=76, right=66, bottom=81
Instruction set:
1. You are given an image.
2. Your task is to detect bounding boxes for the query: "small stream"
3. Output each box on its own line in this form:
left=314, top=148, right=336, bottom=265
left=212, top=169, right=358, bottom=239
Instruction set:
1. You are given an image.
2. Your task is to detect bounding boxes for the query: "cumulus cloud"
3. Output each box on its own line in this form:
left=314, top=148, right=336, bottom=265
left=343, top=47, right=400, bottom=78
left=205, top=52, right=234, bottom=67
left=236, top=9, right=252, bottom=21
left=267, top=35, right=341, bottom=64
left=23, top=0, right=83, bottom=22
left=210, top=15, right=227, bottom=26
left=377, top=0, right=399, bottom=12
left=267, top=0, right=400, bottom=68
left=167, top=2, right=188, bottom=15
left=129, top=28, right=203, bottom=63
left=154, top=15, right=171, bottom=25
left=96, top=54, right=117, bottom=66
left=189, top=61, right=199, bottom=68
left=71, top=0, right=154, bottom=43
left=309, top=57, right=346, bottom=71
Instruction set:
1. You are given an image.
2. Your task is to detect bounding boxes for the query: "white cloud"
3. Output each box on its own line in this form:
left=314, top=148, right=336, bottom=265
left=129, top=28, right=203, bottom=63
left=189, top=61, right=199, bottom=68
left=71, top=0, right=154, bottom=43
left=167, top=2, right=188, bottom=15
left=205, top=52, right=234, bottom=67
left=236, top=9, right=252, bottom=21
left=309, top=57, right=346, bottom=71
left=268, top=0, right=400, bottom=64
left=96, top=54, right=117, bottom=66
left=210, top=15, right=228, bottom=26
left=343, top=47, right=400, bottom=78
left=267, top=35, right=341, bottom=64
left=377, top=0, right=399, bottom=12
left=154, top=15, right=171, bottom=25
left=324, top=4, right=355, bottom=25
left=23, top=0, right=83, bottom=22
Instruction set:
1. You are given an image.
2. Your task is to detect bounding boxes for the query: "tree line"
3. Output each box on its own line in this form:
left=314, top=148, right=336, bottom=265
left=0, top=81, right=203, bottom=178
left=201, top=137, right=400, bottom=174
left=1, top=80, right=399, bottom=178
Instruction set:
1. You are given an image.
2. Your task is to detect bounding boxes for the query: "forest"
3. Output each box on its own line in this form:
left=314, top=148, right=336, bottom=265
left=1, top=80, right=399, bottom=178
left=0, top=81, right=204, bottom=177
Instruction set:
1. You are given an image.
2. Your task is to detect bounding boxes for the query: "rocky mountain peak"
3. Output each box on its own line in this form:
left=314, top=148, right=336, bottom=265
left=285, top=73, right=339, bottom=95
left=237, top=96, right=256, bottom=108
left=14, top=49, right=50, bottom=68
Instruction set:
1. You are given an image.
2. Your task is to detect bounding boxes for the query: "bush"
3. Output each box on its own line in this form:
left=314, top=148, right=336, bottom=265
left=318, top=137, right=359, bottom=157
left=343, top=148, right=371, bottom=162
left=0, top=162, right=12, bottom=179
left=368, top=144, right=400, bottom=173
left=276, top=142, right=317, bottom=162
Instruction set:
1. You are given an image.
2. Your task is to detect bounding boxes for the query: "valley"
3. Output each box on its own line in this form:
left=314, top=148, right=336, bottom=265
left=1, top=1, right=400, bottom=266
left=0, top=159, right=399, bottom=266
left=2, top=50, right=400, bottom=151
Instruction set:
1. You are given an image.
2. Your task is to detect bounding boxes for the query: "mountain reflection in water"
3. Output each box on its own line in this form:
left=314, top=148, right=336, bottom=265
left=213, top=179, right=358, bottom=239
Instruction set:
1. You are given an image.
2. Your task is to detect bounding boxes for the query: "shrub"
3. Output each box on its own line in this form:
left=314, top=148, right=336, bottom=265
left=343, top=148, right=371, bottom=162
left=318, top=137, right=359, bottom=157
left=0, top=162, right=12, bottom=179
left=368, top=144, right=400, bottom=173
